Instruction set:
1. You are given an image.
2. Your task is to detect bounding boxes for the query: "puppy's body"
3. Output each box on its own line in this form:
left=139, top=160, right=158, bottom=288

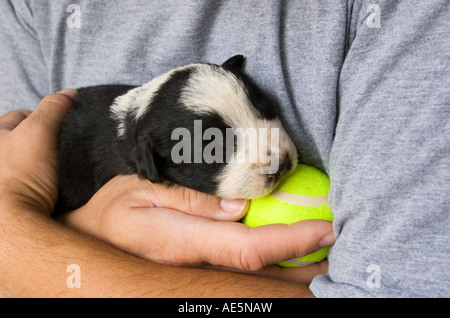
left=57, top=56, right=298, bottom=212
left=57, top=85, right=136, bottom=212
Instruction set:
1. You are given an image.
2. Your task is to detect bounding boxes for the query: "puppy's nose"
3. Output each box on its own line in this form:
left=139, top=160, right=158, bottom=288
left=274, top=156, right=292, bottom=179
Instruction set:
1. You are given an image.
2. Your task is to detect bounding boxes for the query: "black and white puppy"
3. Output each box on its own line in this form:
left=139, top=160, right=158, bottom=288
left=57, top=55, right=298, bottom=213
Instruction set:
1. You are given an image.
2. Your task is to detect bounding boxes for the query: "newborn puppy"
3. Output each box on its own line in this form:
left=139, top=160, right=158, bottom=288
left=57, top=55, right=298, bottom=212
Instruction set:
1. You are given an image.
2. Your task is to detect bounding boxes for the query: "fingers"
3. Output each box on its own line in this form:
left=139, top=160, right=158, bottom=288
left=255, top=260, right=329, bottom=285
left=57, top=88, right=78, bottom=99
left=99, top=177, right=334, bottom=269
left=209, top=259, right=329, bottom=285
left=0, top=110, right=32, bottom=133
left=142, top=180, right=249, bottom=221
left=1, top=89, right=76, bottom=138
left=196, top=219, right=334, bottom=271
left=92, top=175, right=249, bottom=222
left=73, top=175, right=335, bottom=270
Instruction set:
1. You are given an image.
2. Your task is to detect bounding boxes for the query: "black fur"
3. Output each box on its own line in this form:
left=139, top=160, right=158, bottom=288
left=56, top=85, right=136, bottom=212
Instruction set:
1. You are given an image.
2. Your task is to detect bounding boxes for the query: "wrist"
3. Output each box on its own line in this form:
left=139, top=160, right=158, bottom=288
left=55, top=205, right=99, bottom=237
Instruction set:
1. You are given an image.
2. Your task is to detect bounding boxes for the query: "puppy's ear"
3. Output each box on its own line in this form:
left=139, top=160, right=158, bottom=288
left=222, top=55, right=245, bottom=70
left=136, top=134, right=160, bottom=183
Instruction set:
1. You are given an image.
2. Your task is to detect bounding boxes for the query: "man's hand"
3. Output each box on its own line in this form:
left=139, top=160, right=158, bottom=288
left=59, top=174, right=334, bottom=277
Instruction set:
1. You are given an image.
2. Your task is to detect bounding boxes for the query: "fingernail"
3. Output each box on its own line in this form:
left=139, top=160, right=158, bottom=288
left=56, top=88, right=77, bottom=98
left=220, top=199, right=248, bottom=215
left=319, top=232, right=336, bottom=248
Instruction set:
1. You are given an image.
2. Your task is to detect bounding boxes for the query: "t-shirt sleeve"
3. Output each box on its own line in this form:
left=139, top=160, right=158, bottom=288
left=310, top=0, right=450, bottom=297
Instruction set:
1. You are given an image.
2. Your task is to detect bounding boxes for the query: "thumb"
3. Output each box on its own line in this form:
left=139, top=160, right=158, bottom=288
left=199, top=219, right=335, bottom=271
left=147, top=182, right=249, bottom=221
left=25, top=89, right=76, bottom=138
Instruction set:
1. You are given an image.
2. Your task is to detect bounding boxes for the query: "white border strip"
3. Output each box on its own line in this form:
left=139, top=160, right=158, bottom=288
left=282, top=258, right=317, bottom=267
left=271, top=189, right=328, bottom=208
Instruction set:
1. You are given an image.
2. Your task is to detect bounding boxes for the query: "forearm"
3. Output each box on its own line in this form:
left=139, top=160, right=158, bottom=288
left=0, top=208, right=313, bottom=298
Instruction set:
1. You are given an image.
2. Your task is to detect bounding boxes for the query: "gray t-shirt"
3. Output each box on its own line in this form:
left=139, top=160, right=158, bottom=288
left=1, top=0, right=448, bottom=297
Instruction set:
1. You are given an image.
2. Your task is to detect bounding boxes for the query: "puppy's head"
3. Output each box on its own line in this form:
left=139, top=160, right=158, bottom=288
left=111, top=55, right=298, bottom=199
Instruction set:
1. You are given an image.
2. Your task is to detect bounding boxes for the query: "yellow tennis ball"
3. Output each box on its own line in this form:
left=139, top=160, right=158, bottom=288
left=242, top=164, right=333, bottom=267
